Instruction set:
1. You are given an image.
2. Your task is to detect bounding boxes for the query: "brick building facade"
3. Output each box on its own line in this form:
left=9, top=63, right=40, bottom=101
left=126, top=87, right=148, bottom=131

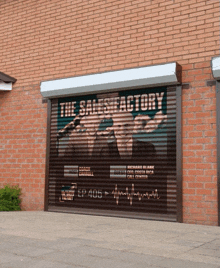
left=0, top=0, right=219, bottom=225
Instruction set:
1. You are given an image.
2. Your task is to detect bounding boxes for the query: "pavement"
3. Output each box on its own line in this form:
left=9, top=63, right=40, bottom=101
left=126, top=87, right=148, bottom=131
left=0, top=212, right=220, bottom=268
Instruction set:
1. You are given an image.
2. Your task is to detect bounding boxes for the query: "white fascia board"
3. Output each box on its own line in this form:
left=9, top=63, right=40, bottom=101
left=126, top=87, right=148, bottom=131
left=0, top=81, right=12, bottom=91
left=40, top=62, right=181, bottom=98
left=211, top=56, right=220, bottom=80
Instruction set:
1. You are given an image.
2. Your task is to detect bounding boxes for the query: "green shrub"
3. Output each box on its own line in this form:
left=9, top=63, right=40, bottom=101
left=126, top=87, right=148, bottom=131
left=0, top=185, right=22, bottom=211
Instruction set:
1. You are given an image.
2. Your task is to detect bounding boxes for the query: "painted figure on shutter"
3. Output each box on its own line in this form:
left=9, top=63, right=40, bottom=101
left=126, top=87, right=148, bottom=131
left=64, top=111, right=166, bottom=161
left=64, top=114, right=109, bottom=160
left=108, top=112, right=157, bottom=161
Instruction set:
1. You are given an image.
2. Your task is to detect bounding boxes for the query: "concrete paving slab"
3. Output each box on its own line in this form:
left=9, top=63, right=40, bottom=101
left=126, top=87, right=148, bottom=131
left=0, top=211, right=220, bottom=268
left=178, top=253, right=220, bottom=266
left=154, top=257, right=220, bottom=268
left=189, top=247, right=220, bottom=258
left=5, top=245, right=55, bottom=258
left=43, top=251, right=131, bottom=268
left=0, top=251, right=31, bottom=265
left=0, top=258, right=78, bottom=268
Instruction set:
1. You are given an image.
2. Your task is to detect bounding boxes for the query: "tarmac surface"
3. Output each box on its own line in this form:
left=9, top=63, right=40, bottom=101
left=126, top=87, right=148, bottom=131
left=0, top=211, right=220, bottom=268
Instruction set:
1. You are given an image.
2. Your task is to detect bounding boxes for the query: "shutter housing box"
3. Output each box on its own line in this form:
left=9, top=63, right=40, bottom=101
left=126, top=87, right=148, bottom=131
left=42, top=63, right=182, bottom=222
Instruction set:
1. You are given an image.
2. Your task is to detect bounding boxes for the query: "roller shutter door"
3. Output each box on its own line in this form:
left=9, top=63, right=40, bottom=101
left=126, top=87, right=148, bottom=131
left=46, top=86, right=177, bottom=221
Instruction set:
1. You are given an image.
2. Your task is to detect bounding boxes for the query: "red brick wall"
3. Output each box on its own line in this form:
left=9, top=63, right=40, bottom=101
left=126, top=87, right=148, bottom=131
left=0, top=0, right=219, bottom=224
left=0, top=85, right=47, bottom=210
